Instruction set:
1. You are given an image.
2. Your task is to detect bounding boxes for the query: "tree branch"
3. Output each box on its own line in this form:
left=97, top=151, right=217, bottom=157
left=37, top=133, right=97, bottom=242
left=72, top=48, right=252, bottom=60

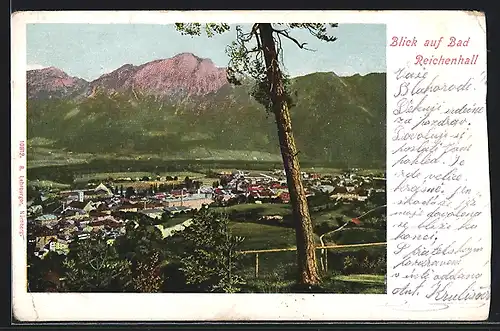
left=250, top=23, right=259, bottom=37
left=237, top=24, right=258, bottom=43
left=276, top=30, right=316, bottom=51
left=253, top=28, right=262, bottom=50
left=270, top=25, right=287, bottom=33
left=305, top=24, right=338, bottom=43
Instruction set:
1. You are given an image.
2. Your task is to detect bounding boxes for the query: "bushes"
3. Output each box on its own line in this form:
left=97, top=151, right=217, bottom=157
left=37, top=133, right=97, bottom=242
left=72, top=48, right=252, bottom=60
left=241, top=275, right=386, bottom=294
left=360, top=215, right=387, bottom=230
left=327, top=228, right=385, bottom=245
left=326, top=248, right=386, bottom=275
left=309, top=202, right=340, bottom=213
left=161, top=261, right=197, bottom=293
left=307, top=192, right=332, bottom=208
left=242, top=279, right=295, bottom=293
left=313, top=220, right=340, bottom=235
left=63, top=233, right=133, bottom=292
left=130, top=251, right=163, bottom=293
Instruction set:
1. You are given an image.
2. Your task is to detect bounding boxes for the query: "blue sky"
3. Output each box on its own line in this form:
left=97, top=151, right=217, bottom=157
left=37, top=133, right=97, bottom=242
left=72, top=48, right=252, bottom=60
left=27, top=23, right=386, bottom=81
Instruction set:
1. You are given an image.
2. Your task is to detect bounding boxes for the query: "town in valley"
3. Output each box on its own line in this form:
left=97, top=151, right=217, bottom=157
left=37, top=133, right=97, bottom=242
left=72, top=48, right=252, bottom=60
left=28, top=167, right=386, bottom=256
left=27, top=165, right=387, bottom=293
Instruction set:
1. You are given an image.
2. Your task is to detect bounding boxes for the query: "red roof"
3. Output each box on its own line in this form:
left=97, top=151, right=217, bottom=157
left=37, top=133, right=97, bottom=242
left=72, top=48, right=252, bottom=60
left=279, top=192, right=290, bottom=202
left=171, top=189, right=187, bottom=195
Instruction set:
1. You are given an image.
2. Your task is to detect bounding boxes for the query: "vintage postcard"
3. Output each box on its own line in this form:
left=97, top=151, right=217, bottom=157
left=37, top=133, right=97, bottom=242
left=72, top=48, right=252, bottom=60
left=11, top=10, right=489, bottom=321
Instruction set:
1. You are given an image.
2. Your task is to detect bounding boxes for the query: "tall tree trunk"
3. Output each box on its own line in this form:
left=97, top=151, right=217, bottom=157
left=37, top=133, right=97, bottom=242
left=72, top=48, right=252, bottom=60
left=258, top=23, right=320, bottom=285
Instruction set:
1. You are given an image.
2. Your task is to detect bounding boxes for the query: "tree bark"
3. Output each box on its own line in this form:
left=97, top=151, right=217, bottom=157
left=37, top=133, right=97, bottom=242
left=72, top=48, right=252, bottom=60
left=258, top=23, right=320, bottom=285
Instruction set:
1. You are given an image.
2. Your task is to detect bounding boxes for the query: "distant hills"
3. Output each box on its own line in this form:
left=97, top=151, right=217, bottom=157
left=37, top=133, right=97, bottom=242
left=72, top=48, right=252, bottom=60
left=26, top=52, right=386, bottom=168
left=27, top=53, right=229, bottom=101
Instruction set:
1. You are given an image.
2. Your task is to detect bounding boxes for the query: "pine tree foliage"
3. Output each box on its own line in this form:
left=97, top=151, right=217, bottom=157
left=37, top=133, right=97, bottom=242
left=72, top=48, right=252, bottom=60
left=63, top=232, right=132, bottom=292
left=131, top=251, right=163, bottom=293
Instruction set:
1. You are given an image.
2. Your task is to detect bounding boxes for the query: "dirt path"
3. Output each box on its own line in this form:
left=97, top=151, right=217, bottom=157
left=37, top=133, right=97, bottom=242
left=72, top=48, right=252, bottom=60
left=319, top=221, right=349, bottom=247
left=318, top=221, right=349, bottom=272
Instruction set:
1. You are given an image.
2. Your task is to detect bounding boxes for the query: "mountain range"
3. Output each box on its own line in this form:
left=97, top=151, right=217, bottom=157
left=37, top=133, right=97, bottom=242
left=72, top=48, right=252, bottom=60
left=26, top=52, right=386, bottom=168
